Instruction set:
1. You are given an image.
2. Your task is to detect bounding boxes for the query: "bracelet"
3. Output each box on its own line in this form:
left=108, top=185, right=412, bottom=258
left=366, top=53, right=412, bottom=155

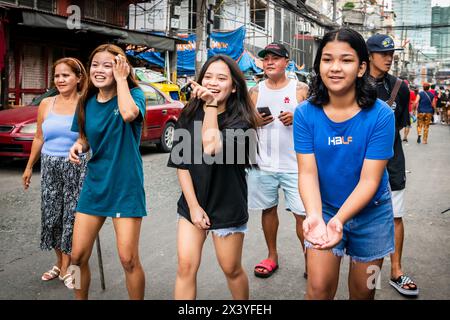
left=205, top=103, right=218, bottom=108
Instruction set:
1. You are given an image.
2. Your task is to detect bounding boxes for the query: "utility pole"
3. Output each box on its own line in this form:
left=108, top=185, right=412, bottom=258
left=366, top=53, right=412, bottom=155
left=398, top=22, right=404, bottom=77
left=195, top=0, right=208, bottom=76
left=168, top=0, right=181, bottom=83
left=332, top=0, right=337, bottom=23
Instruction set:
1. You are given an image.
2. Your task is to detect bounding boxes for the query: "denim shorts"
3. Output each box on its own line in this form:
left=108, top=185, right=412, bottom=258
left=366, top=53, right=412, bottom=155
left=305, top=188, right=395, bottom=262
left=177, top=214, right=248, bottom=237
left=247, top=169, right=305, bottom=216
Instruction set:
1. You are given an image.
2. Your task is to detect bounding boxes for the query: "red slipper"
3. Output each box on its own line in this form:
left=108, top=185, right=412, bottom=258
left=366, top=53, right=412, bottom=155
left=254, top=258, right=279, bottom=278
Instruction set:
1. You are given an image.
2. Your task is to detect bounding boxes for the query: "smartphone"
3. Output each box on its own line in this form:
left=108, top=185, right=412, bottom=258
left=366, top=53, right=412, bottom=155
left=257, top=107, right=272, bottom=116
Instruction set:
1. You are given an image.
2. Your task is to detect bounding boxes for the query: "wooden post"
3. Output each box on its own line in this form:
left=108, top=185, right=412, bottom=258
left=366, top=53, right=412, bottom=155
left=96, top=235, right=106, bottom=290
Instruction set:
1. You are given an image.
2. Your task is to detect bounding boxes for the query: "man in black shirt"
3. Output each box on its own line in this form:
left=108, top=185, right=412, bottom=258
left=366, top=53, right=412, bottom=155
left=367, top=34, right=418, bottom=296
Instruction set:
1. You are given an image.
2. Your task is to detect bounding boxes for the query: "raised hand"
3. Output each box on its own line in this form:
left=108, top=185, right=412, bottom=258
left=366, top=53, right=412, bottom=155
left=189, top=80, right=217, bottom=106
left=112, top=54, right=130, bottom=82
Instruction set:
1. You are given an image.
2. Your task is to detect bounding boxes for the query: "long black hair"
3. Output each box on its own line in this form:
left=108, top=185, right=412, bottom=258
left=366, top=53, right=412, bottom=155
left=179, top=54, right=258, bottom=130
left=309, top=28, right=377, bottom=109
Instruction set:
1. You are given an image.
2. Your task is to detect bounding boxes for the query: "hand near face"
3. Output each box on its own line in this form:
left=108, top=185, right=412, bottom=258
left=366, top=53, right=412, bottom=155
left=189, top=80, right=217, bottom=105
left=112, top=54, right=130, bottom=82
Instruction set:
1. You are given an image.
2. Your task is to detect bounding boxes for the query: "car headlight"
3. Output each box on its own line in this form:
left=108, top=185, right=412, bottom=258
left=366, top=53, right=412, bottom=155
left=20, top=123, right=37, bottom=134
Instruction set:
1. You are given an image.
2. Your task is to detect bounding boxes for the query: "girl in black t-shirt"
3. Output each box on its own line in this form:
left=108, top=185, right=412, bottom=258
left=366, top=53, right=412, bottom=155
left=168, top=55, right=258, bottom=299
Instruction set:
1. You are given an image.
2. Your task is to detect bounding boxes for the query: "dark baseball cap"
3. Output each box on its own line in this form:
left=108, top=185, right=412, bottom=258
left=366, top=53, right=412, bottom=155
left=366, top=34, right=403, bottom=53
left=258, top=42, right=289, bottom=58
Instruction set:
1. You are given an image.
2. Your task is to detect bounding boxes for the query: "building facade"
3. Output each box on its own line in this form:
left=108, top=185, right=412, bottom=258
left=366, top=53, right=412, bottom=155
left=128, top=0, right=338, bottom=73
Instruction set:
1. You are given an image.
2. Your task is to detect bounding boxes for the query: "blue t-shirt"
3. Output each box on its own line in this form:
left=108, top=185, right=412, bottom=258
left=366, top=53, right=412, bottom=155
left=293, top=99, right=395, bottom=209
left=71, top=87, right=147, bottom=217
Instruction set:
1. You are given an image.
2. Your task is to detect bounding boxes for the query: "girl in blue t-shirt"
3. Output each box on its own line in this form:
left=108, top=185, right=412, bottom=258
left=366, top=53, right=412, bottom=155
left=68, top=44, right=147, bottom=299
left=293, top=28, right=395, bottom=300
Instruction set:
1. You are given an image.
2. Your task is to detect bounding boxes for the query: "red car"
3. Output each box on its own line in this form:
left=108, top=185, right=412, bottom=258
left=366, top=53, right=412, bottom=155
left=0, top=83, right=184, bottom=158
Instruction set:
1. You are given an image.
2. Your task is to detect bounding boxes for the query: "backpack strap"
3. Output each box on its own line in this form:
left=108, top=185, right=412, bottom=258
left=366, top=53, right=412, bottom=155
left=386, top=78, right=402, bottom=107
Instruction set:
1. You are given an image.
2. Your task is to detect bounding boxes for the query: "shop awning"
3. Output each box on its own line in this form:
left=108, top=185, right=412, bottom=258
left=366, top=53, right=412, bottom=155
left=21, top=11, right=182, bottom=51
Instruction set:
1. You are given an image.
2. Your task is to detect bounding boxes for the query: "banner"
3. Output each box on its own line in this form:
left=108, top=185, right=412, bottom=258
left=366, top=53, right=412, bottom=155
left=127, top=26, right=250, bottom=75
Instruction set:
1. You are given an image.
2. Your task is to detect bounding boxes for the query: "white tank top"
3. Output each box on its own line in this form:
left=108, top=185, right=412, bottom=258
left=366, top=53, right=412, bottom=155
left=255, top=79, right=299, bottom=173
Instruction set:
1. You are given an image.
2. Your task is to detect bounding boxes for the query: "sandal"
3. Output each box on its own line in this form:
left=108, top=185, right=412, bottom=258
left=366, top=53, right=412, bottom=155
left=254, top=258, right=279, bottom=278
left=389, top=274, right=419, bottom=296
left=41, top=266, right=60, bottom=281
left=59, top=273, right=74, bottom=290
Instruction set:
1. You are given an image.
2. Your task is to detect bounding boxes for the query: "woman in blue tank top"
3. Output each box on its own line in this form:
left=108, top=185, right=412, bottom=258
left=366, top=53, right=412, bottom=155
left=68, top=44, right=147, bottom=300
left=22, top=57, right=88, bottom=290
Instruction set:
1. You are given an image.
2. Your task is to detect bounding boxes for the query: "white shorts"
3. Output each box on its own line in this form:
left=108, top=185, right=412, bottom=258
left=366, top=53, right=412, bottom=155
left=391, top=189, right=406, bottom=218
left=247, top=169, right=305, bottom=216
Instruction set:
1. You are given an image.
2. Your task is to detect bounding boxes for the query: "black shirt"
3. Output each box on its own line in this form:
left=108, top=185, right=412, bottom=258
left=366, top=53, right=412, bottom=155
left=372, top=73, right=410, bottom=191
left=167, top=107, right=253, bottom=229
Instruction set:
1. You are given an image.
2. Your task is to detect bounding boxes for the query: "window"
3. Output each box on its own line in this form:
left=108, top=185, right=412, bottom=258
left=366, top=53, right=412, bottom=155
left=139, top=84, right=165, bottom=106
left=36, top=0, right=54, bottom=11
left=250, top=0, right=266, bottom=30
left=84, top=0, right=107, bottom=22
left=2, top=0, right=55, bottom=12
left=274, top=7, right=281, bottom=42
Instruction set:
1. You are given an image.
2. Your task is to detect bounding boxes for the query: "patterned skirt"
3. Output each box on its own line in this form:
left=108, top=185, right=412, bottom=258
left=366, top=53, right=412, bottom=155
left=40, top=153, right=88, bottom=254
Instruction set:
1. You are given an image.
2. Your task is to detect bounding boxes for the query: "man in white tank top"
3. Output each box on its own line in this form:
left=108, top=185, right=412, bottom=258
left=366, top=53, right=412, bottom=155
left=248, top=43, right=309, bottom=279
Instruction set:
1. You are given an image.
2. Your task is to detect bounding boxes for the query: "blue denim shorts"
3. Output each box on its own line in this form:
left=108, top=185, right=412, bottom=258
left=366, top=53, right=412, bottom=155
left=177, top=214, right=248, bottom=237
left=305, top=188, right=395, bottom=262
left=247, top=169, right=305, bottom=215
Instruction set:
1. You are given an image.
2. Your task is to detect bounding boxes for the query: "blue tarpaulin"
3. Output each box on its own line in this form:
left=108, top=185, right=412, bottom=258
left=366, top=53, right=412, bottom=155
left=238, top=50, right=262, bottom=73
left=127, top=27, right=250, bottom=75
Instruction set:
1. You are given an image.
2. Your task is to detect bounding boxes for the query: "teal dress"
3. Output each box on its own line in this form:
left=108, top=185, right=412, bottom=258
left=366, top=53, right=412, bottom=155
left=72, top=87, right=147, bottom=217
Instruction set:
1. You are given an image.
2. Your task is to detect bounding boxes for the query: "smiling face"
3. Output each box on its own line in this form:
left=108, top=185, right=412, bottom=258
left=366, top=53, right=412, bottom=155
left=262, top=53, right=289, bottom=79
left=89, top=51, right=116, bottom=90
left=370, top=51, right=394, bottom=75
left=201, top=60, right=235, bottom=106
left=319, top=40, right=366, bottom=96
left=54, top=63, right=80, bottom=95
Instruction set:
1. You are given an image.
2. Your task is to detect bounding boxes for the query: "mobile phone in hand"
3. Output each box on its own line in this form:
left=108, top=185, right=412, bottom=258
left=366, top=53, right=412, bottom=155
left=257, top=107, right=272, bottom=116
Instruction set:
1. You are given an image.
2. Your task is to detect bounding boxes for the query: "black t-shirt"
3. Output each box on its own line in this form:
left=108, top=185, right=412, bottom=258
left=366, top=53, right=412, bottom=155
left=167, top=107, right=253, bottom=229
left=373, top=73, right=410, bottom=191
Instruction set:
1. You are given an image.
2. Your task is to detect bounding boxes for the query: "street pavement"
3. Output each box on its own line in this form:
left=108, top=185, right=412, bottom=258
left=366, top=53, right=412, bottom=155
left=0, top=123, right=449, bottom=300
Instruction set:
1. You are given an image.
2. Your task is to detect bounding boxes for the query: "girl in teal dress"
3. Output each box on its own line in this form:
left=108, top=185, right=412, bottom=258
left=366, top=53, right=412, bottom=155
left=69, top=44, right=147, bottom=300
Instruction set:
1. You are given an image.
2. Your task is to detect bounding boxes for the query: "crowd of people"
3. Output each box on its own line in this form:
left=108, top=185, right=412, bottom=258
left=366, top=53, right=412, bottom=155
left=24, top=27, right=444, bottom=300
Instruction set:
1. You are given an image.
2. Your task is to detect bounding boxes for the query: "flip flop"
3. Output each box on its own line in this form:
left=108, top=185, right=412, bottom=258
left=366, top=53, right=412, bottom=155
left=41, top=266, right=61, bottom=281
left=389, top=274, right=419, bottom=296
left=254, top=258, right=279, bottom=278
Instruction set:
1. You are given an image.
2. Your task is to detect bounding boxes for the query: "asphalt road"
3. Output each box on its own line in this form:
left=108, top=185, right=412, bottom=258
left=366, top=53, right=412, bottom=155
left=0, top=123, right=449, bottom=300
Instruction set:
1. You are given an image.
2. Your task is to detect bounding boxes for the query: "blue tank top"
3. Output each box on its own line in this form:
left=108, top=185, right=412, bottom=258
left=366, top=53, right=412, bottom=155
left=41, top=96, right=79, bottom=157
left=418, top=91, right=434, bottom=114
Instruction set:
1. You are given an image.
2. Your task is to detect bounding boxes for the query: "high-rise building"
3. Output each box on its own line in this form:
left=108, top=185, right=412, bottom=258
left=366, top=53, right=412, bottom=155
left=431, top=5, right=450, bottom=61
left=393, top=0, right=431, bottom=50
